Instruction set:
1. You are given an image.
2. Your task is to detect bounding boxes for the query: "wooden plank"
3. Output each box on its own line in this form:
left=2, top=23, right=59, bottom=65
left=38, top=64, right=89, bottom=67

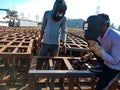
left=63, top=58, right=74, bottom=70
left=12, top=47, right=18, bottom=53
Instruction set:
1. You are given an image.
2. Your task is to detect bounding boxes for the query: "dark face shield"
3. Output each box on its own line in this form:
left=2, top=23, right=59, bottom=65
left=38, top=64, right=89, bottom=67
left=52, top=0, right=67, bottom=21
left=83, top=15, right=106, bottom=40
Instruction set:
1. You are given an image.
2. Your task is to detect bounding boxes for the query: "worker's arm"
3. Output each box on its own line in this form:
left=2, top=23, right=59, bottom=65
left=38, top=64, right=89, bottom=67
left=38, top=11, right=47, bottom=48
left=88, top=40, right=120, bottom=64
left=60, top=17, right=67, bottom=54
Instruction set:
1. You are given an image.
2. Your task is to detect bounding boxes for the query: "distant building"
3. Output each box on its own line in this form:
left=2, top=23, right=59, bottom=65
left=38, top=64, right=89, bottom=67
left=0, top=21, right=8, bottom=26
left=67, top=19, right=85, bottom=29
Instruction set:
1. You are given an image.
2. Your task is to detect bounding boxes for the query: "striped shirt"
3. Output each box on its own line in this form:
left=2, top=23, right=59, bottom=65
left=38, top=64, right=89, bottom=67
left=98, top=28, right=120, bottom=70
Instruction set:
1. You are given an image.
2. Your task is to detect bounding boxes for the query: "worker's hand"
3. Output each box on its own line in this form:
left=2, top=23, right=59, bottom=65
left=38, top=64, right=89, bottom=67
left=87, top=40, right=106, bottom=58
left=60, top=43, right=67, bottom=55
left=37, top=38, right=42, bottom=49
left=37, top=42, right=41, bottom=49
left=87, top=40, right=97, bottom=47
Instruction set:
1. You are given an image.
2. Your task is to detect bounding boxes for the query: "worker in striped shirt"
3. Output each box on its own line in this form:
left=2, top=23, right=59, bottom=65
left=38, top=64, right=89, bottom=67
left=83, top=13, right=120, bottom=90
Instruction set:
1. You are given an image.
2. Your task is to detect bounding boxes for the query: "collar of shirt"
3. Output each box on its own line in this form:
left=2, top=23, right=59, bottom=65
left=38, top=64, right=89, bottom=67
left=97, top=28, right=110, bottom=41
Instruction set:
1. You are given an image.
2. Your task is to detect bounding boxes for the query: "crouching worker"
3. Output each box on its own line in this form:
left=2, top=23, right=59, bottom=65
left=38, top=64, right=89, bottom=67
left=38, top=0, right=67, bottom=57
left=83, top=13, right=120, bottom=90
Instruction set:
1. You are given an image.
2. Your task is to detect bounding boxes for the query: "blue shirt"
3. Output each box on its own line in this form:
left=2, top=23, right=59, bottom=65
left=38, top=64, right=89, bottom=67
left=40, top=10, right=67, bottom=45
left=98, top=28, right=120, bottom=70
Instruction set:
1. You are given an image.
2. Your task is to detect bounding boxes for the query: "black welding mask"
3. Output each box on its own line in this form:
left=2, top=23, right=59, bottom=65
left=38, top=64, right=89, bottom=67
left=83, top=15, right=106, bottom=40
left=52, top=0, right=67, bottom=21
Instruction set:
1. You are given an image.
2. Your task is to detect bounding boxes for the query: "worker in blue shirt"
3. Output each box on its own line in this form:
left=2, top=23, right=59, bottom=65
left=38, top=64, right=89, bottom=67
left=38, top=0, right=67, bottom=56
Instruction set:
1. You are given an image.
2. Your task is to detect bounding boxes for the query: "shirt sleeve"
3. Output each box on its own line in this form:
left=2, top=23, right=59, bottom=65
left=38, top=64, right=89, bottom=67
left=40, top=11, right=48, bottom=32
left=61, top=17, right=67, bottom=43
left=102, top=37, right=120, bottom=65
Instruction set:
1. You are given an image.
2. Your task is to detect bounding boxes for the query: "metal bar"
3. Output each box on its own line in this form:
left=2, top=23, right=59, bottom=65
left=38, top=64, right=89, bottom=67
left=49, top=58, right=55, bottom=90
left=63, top=58, right=74, bottom=70
left=29, top=70, right=94, bottom=78
left=49, top=59, right=54, bottom=70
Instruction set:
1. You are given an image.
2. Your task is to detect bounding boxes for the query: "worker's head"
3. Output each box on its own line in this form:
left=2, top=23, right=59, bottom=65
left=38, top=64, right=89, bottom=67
left=97, top=13, right=110, bottom=37
left=98, top=13, right=110, bottom=27
left=83, top=13, right=110, bottom=40
left=52, top=0, right=67, bottom=21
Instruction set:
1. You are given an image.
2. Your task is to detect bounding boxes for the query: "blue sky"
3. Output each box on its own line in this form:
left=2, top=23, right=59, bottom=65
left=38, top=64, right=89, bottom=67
left=0, top=0, right=120, bottom=27
left=0, top=0, right=27, bottom=9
